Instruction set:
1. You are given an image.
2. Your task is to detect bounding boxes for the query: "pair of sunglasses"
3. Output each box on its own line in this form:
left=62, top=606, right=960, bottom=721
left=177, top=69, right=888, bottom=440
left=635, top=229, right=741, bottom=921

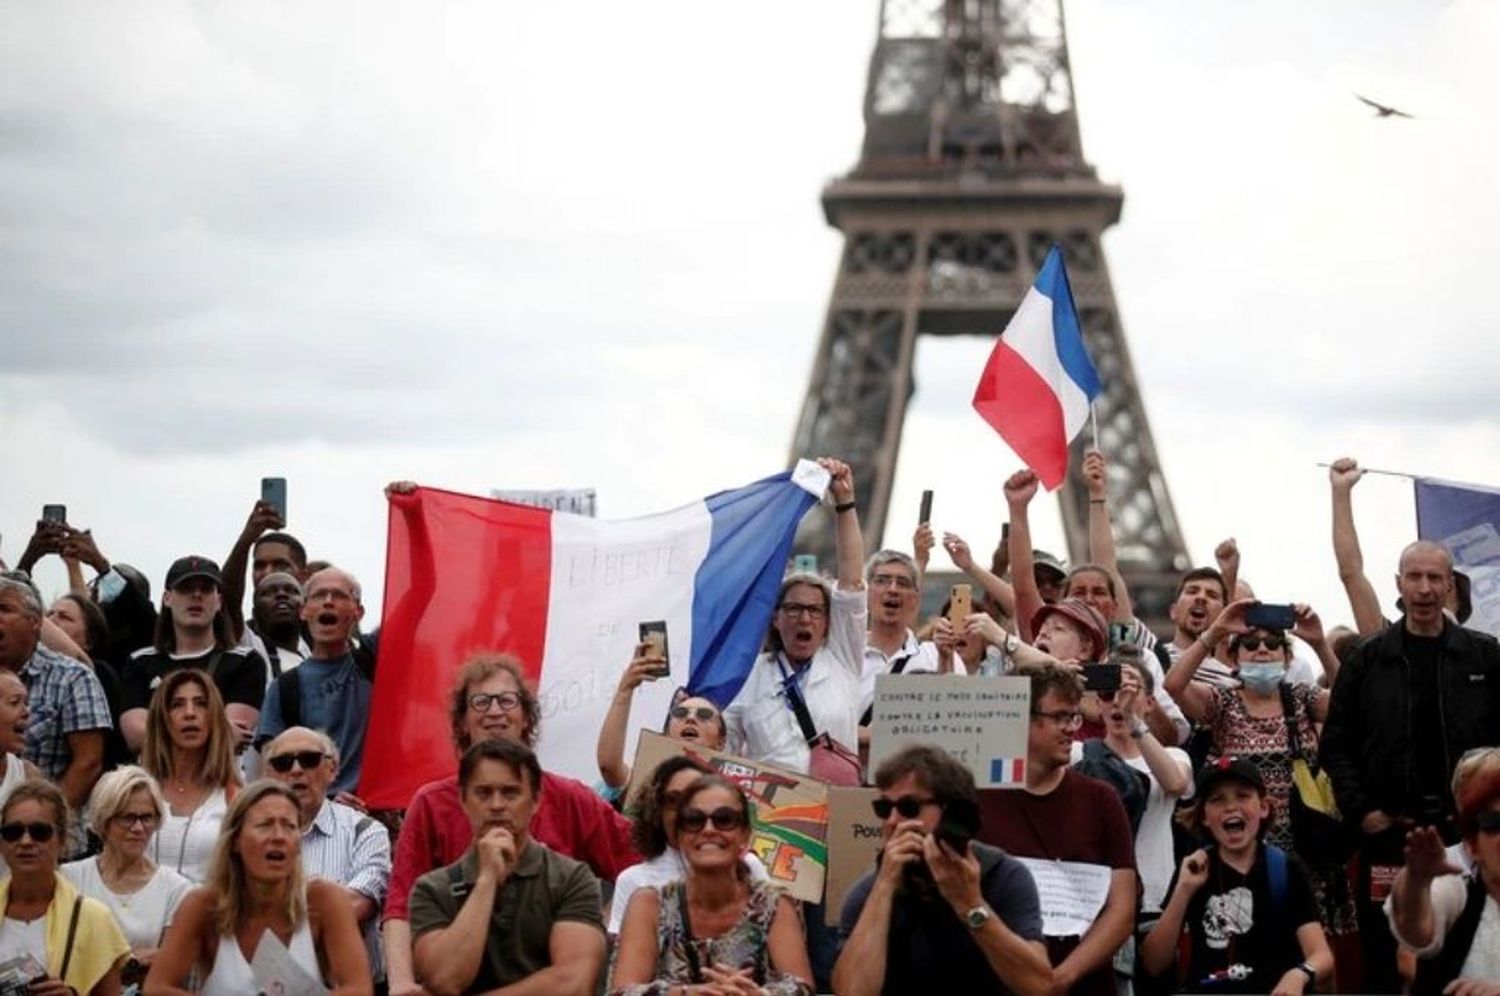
left=0, top=821, right=55, bottom=844
left=670, top=705, right=716, bottom=722
left=678, top=806, right=746, bottom=833
left=1239, top=634, right=1286, bottom=651
left=871, top=795, right=936, bottom=820
left=266, top=750, right=327, bottom=773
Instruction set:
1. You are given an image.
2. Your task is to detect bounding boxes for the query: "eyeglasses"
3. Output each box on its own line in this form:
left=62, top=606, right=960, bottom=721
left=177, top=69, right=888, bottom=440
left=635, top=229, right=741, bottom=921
left=1031, top=709, right=1085, bottom=731
left=468, top=691, right=522, bottom=713
left=1474, top=811, right=1500, bottom=835
left=0, top=821, right=55, bottom=844
left=870, top=574, right=916, bottom=591
left=1239, top=634, right=1286, bottom=652
left=677, top=806, right=747, bottom=834
left=779, top=602, right=826, bottom=619
left=112, top=812, right=159, bottom=829
left=308, top=588, right=355, bottom=604
left=266, top=750, right=327, bottom=773
left=670, top=705, right=717, bottom=723
left=871, top=795, right=937, bottom=820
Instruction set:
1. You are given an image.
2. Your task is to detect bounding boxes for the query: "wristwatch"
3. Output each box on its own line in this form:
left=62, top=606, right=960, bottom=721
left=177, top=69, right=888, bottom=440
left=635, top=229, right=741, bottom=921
left=964, top=904, right=993, bottom=930
left=1296, top=962, right=1316, bottom=987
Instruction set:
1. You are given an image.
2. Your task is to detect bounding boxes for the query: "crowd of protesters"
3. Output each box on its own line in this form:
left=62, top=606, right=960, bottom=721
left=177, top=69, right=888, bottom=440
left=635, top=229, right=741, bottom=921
left=0, top=450, right=1495, bottom=996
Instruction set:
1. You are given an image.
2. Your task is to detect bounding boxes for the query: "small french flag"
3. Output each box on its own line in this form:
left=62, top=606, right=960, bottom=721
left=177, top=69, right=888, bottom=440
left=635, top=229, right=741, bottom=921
left=972, top=245, right=1102, bottom=490
left=989, top=757, right=1026, bottom=785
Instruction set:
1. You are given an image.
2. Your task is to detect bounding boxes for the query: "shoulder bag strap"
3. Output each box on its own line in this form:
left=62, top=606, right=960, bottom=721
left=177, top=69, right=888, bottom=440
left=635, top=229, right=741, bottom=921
left=774, top=657, right=821, bottom=745
left=677, top=883, right=704, bottom=984
left=859, top=652, right=915, bottom=727
left=1278, top=683, right=1306, bottom=763
left=57, top=895, right=83, bottom=982
left=204, top=649, right=226, bottom=680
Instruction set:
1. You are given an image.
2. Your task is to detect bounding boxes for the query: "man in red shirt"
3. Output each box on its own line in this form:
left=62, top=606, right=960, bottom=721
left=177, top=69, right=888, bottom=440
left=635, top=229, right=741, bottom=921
left=383, top=653, right=637, bottom=996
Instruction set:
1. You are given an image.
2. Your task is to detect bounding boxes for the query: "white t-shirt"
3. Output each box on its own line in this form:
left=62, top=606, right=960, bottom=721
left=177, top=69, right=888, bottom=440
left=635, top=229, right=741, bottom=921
left=859, top=629, right=939, bottom=718
left=607, top=848, right=769, bottom=934
left=151, top=787, right=229, bottom=884
left=60, top=857, right=193, bottom=951
left=725, top=587, right=867, bottom=773
left=1386, top=873, right=1500, bottom=981
left=1070, top=739, right=1192, bottom=914
left=0, top=916, right=47, bottom=971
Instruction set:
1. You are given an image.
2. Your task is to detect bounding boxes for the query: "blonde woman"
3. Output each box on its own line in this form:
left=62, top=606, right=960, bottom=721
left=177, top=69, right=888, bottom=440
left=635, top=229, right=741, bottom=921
left=139, top=670, right=241, bottom=883
left=144, top=780, right=370, bottom=995
left=0, top=779, right=129, bottom=995
left=62, top=767, right=192, bottom=987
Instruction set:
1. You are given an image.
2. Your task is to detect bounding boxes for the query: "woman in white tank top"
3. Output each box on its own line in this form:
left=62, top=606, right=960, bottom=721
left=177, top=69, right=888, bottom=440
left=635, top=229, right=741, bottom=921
left=137, top=670, right=241, bottom=883
left=144, top=781, right=372, bottom=995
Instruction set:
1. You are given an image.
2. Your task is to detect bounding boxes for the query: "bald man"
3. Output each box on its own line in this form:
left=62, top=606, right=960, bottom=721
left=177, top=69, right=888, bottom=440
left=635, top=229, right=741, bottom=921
left=255, top=567, right=373, bottom=795
left=1322, top=540, right=1500, bottom=993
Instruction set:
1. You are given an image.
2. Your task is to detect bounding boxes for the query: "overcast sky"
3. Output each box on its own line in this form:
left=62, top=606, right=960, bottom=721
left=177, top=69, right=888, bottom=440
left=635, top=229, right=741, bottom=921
left=4, top=0, right=1497, bottom=633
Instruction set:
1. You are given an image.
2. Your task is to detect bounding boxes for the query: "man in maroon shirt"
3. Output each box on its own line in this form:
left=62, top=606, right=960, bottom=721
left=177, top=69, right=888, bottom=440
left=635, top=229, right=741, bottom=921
left=979, top=663, right=1137, bottom=996
left=383, top=653, right=637, bottom=996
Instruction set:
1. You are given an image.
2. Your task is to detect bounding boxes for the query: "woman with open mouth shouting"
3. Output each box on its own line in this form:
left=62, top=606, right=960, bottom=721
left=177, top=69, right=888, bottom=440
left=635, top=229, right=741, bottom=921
left=723, top=457, right=867, bottom=781
left=141, top=670, right=241, bottom=884
left=596, top=649, right=728, bottom=794
left=145, top=780, right=370, bottom=995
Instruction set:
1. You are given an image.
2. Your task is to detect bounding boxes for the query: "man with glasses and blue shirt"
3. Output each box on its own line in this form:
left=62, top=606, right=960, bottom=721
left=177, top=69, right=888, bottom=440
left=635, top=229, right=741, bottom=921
left=978, top=663, right=1138, bottom=996
left=262, top=725, right=391, bottom=986
left=835, top=743, right=1051, bottom=996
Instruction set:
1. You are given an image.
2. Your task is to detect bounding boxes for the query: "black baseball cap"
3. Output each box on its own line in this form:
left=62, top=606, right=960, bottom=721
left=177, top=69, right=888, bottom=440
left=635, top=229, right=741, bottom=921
left=165, top=556, right=223, bottom=590
left=1196, top=755, right=1265, bottom=799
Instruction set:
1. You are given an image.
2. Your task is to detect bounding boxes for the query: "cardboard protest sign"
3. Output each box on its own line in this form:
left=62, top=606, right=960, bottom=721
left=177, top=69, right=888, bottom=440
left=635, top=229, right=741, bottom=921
left=869, top=674, right=1031, bottom=787
left=628, top=730, right=829, bottom=903
left=823, top=786, right=883, bottom=924
left=1014, top=857, right=1112, bottom=937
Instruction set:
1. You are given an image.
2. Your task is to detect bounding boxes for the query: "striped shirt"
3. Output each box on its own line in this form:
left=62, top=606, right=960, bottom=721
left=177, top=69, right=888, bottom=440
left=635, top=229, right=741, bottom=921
left=302, top=800, right=390, bottom=977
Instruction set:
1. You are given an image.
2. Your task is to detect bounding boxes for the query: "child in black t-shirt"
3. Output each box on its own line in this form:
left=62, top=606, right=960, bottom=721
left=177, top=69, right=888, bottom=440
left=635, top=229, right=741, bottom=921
left=1141, top=756, right=1333, bottom=994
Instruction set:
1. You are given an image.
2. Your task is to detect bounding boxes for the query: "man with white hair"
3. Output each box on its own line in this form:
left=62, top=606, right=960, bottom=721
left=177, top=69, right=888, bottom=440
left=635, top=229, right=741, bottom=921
left=255, top=566, right=372, bottom=794
left=263, top=725, right=391, bottom=982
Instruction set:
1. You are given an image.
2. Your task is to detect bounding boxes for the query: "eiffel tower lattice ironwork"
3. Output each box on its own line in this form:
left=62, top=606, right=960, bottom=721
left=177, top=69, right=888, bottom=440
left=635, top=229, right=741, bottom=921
left=789, top=0, right=1191, bottom=622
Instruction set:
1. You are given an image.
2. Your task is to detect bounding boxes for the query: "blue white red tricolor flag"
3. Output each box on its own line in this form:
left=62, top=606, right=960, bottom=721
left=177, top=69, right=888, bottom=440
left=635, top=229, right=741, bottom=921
left=972, top=245, right=1102, bottom=489
left=360, top=462, right=829, bottom=809
left=1414, top=475, right=1500, bottom=639
left=989, top=757, right=1026, bottom=785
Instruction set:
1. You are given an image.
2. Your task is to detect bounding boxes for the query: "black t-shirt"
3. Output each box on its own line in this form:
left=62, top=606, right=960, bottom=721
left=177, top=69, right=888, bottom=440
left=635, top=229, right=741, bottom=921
left=839, top=842, right=1044, bottom=995
left=120, top=645, right=268, bottom=712
left=1402, top=629, right=1449, bottom=817
left=1165, top=845, right=1319, bottom=993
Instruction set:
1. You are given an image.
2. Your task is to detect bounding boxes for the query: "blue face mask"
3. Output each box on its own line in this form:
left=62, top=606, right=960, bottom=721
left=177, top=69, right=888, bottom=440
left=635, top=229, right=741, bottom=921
left=1239, top=662, right=1285, bottom=694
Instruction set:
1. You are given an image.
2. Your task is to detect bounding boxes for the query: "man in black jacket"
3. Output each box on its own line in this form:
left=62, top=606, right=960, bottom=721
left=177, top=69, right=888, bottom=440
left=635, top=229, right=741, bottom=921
left=1322, top=540, right=1500, bottom=993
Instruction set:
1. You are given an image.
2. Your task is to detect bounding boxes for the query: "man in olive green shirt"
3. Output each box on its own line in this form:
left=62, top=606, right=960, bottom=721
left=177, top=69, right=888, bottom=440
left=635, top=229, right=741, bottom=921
left=410, top=739, right=605, bottom=995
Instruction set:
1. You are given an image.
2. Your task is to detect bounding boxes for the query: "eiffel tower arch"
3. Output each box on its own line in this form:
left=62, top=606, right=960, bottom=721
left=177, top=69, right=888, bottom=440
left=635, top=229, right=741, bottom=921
left=790, top=0, right=1191, bottom=622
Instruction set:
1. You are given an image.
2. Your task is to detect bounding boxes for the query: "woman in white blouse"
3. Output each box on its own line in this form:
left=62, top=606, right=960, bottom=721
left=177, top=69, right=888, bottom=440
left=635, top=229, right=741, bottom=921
left=723, top=458, right=867, bottom=776
left=63, top=766, right=192, bottom=989
left=139, top=670, right=240, bottom=883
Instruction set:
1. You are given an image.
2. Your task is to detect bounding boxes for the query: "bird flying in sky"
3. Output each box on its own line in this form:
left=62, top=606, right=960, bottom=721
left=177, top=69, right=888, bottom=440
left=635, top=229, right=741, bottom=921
left=1356, top=94, right=1415, bottom=118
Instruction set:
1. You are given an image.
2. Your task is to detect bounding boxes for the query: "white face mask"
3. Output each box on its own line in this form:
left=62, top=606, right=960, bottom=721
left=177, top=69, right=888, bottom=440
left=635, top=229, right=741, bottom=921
left=1238, top=662, right=1285, bottom=694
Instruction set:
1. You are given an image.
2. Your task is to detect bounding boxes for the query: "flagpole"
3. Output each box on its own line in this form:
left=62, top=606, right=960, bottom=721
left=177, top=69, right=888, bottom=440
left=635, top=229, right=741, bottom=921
left=1313, top=462, right=1413, bottom=480
left=1090, top=405, right=1100, bottom=452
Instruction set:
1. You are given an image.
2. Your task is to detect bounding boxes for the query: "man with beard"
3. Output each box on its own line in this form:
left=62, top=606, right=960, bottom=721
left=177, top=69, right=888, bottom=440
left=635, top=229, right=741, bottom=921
left=263, top=725, right=391, bottom=985
left=858, top=549, right=938, bottom=755
left=254, top=567, right=371, bottom=795
left=409, top=738, right=605, bottom=996
left=245, top=571, right=308, bottom=680
left=383, top=654, right=635, bottom=996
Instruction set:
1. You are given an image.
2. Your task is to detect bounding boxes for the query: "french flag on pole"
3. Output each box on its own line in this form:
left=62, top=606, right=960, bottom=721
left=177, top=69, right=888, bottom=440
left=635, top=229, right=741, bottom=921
left=358, top=462, right=829, bottom=810
left=972, top=245, right=1102, bottom=489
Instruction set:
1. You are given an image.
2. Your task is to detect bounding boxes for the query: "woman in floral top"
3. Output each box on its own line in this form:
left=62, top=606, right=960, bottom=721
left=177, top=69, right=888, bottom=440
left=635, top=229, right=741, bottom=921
left=610, top=775, right=812, bottom=996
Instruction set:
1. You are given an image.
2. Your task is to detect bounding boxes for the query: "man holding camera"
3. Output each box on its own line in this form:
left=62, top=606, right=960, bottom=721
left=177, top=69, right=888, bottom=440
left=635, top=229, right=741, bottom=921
left=834, top=744, right=1051, bottom=996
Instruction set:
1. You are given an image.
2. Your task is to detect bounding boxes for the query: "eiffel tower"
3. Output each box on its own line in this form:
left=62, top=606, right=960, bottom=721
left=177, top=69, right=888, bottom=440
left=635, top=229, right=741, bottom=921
left=790, top=0, right=1191, bottom=622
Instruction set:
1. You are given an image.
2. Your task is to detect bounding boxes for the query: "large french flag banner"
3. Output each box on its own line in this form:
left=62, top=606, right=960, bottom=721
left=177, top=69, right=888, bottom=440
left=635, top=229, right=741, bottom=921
left=1415, top=475, right=1500, bottom=638
left=972, top=245, right=1102, bottom=489
left=359, top=462, right=830, bottom=810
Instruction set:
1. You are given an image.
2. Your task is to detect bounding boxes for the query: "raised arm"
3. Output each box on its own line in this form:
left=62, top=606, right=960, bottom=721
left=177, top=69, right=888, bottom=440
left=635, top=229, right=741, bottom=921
left=913, top=522, right=934, bottom=586
left=943, top=533, right=1016, bottom=621
left=595, top=645, right=662, bottom=789
left=1118, top=668, right=1191, bottom=797
left=222, top=500, right=285, bottom=643
left=1214, top=538, right=1240, bottom=604
left=1291, top=604, right=1337, bottom=719
left=1004, top=471, right=1043, bottom=641
left=1163, top=600, right=1252, bottom=721
left=1329, top=458, right=1384, bottom=636
left=1388, top=826, right=1462, bottom=950
left=819, top=457, right=866, bottom=593
left=1082, top=449, right=1135, bottom=622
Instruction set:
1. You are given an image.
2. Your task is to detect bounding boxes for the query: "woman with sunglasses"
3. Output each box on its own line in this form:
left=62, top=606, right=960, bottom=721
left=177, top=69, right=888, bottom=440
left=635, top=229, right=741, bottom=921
left=140, top=670, right=241, bottom=884
left=0, top=778, right=130, bottom=995
left=596, top=641, right=728, bottom=792
left=1163, top=599, right=1356, bottom=939
left=607, top=757, right=769, bottom=936
left=611, top=775, right=813, bottom=995
left=62, top=767, right=191, bottom=992
left=144, top=780, right=371, bottom=996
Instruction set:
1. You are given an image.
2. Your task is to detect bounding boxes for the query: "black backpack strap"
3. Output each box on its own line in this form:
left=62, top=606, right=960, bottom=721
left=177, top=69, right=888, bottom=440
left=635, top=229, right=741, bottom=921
left=775, top=657, right=820, bottom=745
left=57, top=895, right=83, bottom=982
left=677, top=883, right=704, bottom=984
left=277, top=669, right=302, bottom=729
left=1279, top=683, right=1307, bottom=763
left=204, top=649, right=226, bottom=680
